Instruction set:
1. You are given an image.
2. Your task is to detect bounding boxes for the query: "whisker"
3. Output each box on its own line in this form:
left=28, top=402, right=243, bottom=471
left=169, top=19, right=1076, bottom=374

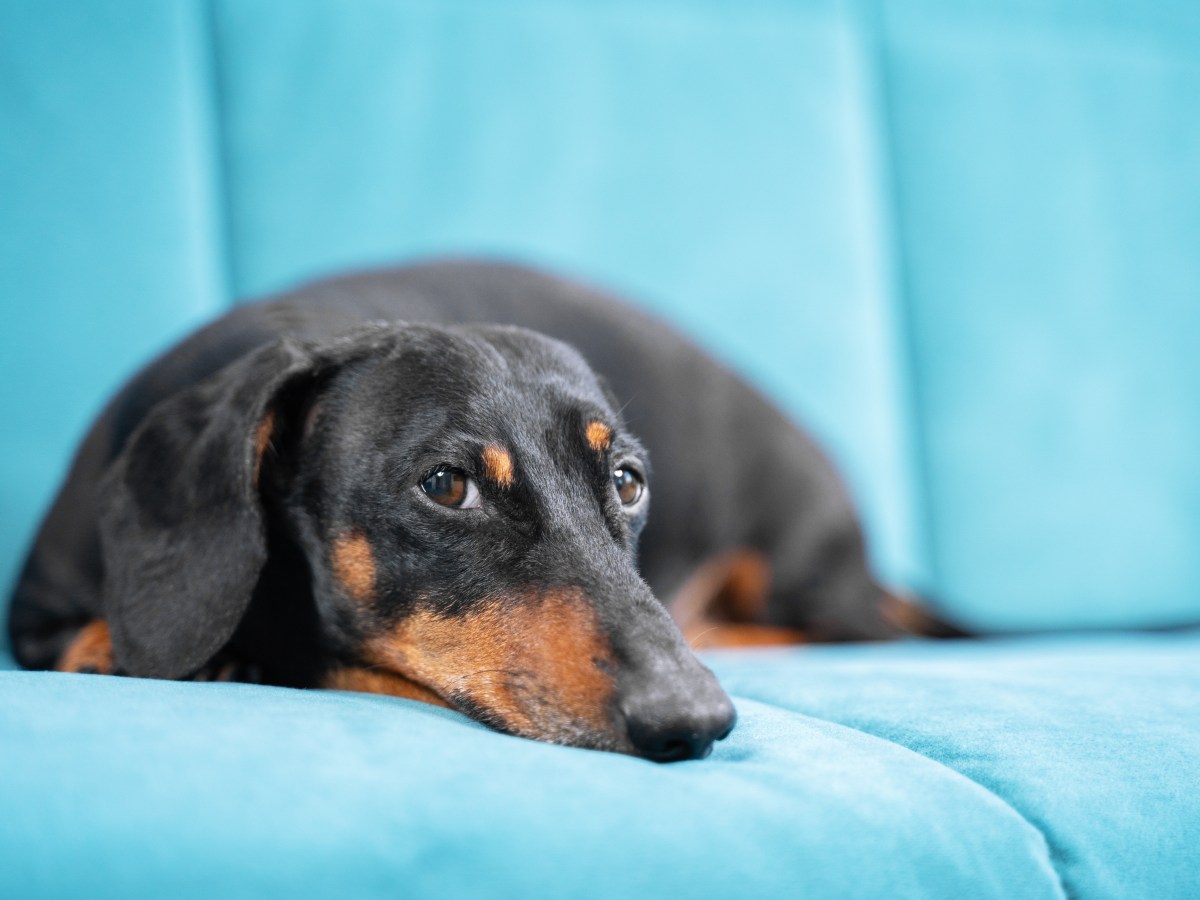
left=451, top=667, right=523, bottom=685
left=687, top=625, right=721, bottom=649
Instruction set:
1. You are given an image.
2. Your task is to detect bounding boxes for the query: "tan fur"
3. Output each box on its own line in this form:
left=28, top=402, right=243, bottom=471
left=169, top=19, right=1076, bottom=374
left=365, top=589, right=618, bottom=745
left=323, top=667, right=450, bottom=708
left=585, top=420, right=612, bottom=453
left=670, top=549, right=809, bottom=649
left=57, top=621, right=114, bottom=674
left=880, top=590, right=970, bottom=638
left=253, top=409, right=276, bottom=487
left=481, top=444, right=515, bottom=488
left=331, top=531, right=377, bottom=603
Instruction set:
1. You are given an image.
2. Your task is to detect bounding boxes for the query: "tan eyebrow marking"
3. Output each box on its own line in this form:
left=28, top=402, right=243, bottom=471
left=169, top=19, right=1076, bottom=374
left=332, top=531, right=377, bottom=603
left=481, top=444, right=515, bottom=488
left=253, top=409, right=276, bottom=487
left=585, top=420, right=612, bottom=453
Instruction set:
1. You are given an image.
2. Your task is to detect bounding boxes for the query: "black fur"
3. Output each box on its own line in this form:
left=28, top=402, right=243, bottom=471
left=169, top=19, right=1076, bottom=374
left=8, top=260, right=897, bottom=759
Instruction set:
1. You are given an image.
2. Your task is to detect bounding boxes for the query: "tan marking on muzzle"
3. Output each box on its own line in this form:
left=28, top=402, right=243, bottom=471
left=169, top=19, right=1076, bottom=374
left=323, top=666, right=450, bottom=708
left=57, top=620, right=114, bottom=674
left=585, top=420, right=612, bottom=453
left=365, top=589, right=618, bottom=746
left=481, top=444, right=515, bottom=488
left=332, top=531, right=377, bottom=603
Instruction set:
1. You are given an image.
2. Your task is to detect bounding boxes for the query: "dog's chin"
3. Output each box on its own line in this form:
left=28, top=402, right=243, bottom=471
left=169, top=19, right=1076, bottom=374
left=445, top=690, right=634, bottom=755
left=329, top=663, right=634, bottom=754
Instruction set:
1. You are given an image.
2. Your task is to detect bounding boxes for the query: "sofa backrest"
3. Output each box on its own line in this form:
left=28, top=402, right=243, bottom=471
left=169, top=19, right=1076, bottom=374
left=3, top=0, right=1198, bottom=642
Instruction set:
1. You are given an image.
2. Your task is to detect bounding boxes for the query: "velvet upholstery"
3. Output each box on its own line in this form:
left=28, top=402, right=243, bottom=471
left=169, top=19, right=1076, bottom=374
left=1, top=2, right=1197, bottom=896
left=3, top=635, right=1196, bottom=898
left=4, top=1, right=1199, bottom=632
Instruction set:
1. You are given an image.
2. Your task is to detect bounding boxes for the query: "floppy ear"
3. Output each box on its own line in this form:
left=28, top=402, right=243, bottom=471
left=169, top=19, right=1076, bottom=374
left=97, top=328, right=394, bottom=679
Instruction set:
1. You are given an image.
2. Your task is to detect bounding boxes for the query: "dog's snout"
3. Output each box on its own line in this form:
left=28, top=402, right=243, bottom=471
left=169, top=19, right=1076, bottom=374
left=621, top=680, right=737, bottom=763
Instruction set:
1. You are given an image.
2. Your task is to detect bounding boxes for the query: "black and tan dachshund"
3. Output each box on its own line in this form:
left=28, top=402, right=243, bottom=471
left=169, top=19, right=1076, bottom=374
left=8, top=260, right=933, bottom=761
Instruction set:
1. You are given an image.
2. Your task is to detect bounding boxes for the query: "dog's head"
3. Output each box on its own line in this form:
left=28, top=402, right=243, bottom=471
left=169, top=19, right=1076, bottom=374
left=99, top=322, right=734, bottom=761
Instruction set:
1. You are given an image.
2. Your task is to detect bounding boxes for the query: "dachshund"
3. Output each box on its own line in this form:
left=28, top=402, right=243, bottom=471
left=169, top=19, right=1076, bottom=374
left=8, top=260, right=937, bottom=761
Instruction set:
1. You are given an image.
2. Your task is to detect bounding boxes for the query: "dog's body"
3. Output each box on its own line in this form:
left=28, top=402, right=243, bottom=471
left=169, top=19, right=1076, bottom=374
left=9, top=260, right=899, bottom=760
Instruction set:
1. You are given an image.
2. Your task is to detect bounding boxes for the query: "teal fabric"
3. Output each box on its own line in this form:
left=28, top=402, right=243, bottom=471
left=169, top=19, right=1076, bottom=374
left=710, top=633, right=1200, bottom=899
left=2, top=5, right=1199, bottom=895
left=3, top=634, right=1197, bottom=898
left=878, top=2, right=1200, bottom=628
left=0, top=0, right=228, bottom=620
left=3, top=0, right=1199, bottom=630
left=207, top=0, right=927, bottom=590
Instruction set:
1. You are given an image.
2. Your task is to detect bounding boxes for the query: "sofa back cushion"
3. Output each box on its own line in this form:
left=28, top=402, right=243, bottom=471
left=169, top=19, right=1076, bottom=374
left=3, top=0, right=1198, bottom=639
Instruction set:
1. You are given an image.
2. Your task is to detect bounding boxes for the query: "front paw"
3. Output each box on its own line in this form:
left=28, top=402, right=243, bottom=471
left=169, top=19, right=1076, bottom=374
left=56, top=621, right=115, bottom=675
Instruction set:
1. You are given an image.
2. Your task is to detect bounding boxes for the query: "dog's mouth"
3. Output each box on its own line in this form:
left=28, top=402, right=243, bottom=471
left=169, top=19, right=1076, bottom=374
left=343, top=588, right=736, bottom=760
left=358, top=588, right=630, bottom=751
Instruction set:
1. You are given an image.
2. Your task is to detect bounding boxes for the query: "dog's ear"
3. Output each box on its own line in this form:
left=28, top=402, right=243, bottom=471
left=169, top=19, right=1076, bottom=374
left=97, top=327, right=395, bottom=679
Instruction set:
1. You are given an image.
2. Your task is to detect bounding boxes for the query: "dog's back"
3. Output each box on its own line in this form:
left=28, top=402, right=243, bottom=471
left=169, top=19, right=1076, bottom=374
left=9, top=260, right=888, bottom=670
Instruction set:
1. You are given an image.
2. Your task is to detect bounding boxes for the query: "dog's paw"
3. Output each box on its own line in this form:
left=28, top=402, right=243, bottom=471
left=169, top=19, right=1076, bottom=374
left=56, top=621, right=115, bottom=675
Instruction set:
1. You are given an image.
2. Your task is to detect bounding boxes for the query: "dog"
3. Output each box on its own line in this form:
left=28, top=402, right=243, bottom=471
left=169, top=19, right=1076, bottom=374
left=8, top=260, right=929, bottom=762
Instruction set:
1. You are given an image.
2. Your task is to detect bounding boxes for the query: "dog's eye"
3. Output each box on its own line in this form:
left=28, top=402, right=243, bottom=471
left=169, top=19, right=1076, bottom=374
left=421, top=466, right=481, bottom=509
left=613, top=466, right=644, bottom=506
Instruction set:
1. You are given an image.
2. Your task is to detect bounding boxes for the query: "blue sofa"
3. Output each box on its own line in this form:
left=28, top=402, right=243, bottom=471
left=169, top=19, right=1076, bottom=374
left=2, top=2, right=1197, bottom=897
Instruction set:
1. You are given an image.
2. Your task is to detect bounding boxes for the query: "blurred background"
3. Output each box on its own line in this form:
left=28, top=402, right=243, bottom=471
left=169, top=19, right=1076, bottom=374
left=2, top=0, right=1198, bottom=645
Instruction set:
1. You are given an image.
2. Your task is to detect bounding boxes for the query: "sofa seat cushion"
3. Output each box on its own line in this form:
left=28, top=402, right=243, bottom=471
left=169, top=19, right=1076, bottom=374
left=709, top=632, right=1200, bottom=899
left=2, top=633, right=1196, bottom=898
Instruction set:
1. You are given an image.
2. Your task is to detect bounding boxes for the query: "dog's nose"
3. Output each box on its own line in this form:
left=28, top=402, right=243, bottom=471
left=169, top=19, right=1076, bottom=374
left=621, top=686, right=737, bottom=763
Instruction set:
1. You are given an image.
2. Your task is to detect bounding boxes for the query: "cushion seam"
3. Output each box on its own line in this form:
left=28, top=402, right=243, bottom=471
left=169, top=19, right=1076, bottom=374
left=734, top=692, right=1071, bottom=899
